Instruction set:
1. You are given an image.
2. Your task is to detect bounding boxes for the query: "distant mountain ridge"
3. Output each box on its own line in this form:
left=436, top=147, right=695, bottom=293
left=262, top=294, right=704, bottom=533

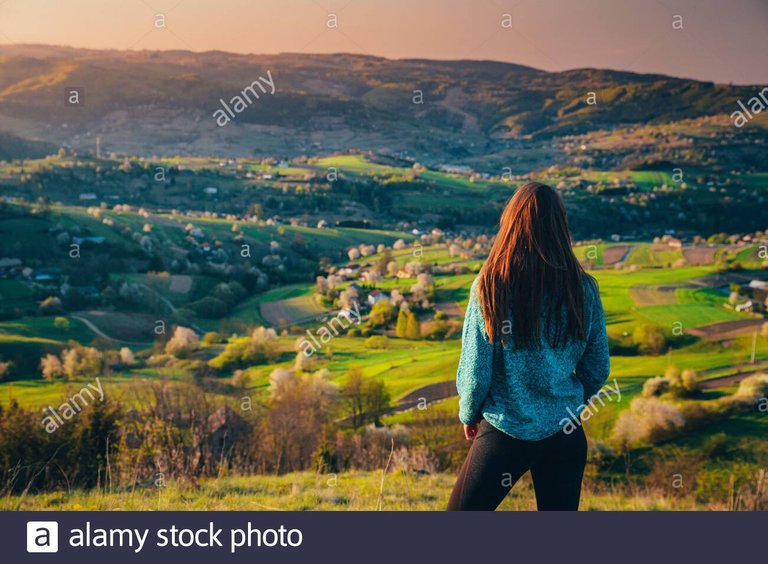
left=0, top=44, right=757, bottom=162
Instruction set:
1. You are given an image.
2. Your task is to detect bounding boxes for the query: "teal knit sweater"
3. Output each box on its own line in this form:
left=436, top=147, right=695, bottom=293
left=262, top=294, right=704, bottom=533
left=457, top=276, right=610, bottom=440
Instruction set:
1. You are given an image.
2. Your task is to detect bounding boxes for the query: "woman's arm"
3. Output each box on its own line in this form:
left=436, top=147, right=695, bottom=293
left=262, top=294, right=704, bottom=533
left=575, top=279, right=610, bottom=399
left=457, top=283, right=494, bottom=428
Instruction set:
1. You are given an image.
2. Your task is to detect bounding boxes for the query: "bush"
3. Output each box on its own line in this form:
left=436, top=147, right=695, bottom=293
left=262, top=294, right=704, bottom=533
left=642, top=376, right=669, bottom=398
left=165, top=326, right=200, bottom=358
left=39, top=296, right=63, bottom=315
left=633, top=324, right=667, bottom=355
left=664, top=365, right=681, bottom=387
left=201, top=331, right=223, bottom=345
left=612, top=397, right=685, bottom=448
left=209, top=327, right=279, bottom=370
left=681, top=369, right=700, bottom=394
left=702, top=432, right=729, bottom=460
left=729, top=374, right=768, bottom=407
left=61, top=345, right=104, bottom=380
left=365, top=335, right=390, bottom=350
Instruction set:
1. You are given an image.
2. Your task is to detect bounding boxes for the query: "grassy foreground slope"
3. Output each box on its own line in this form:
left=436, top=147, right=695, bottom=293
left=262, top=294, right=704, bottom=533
left=2, top=471, right=707, bottom=511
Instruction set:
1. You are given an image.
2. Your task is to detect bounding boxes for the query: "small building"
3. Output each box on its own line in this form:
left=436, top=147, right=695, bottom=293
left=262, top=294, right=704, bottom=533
left=667, top=237, right=683, bottom=248
left=79, top=193, right=98, bottom=201
left=367, top=289, right=389, bottom=306
left=735, top=300, right=761, bottom=313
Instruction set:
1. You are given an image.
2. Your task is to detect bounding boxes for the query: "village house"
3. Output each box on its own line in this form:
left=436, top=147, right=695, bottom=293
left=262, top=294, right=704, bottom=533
left=367, top=289, right=389, bottom=306
left=736, top=299, right=765, bottom=314
left=667, top=237, right=683, bottom=248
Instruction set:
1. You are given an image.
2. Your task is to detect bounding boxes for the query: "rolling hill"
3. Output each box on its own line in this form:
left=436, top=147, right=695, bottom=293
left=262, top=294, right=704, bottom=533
left=0, top=45, right=762, bottom=162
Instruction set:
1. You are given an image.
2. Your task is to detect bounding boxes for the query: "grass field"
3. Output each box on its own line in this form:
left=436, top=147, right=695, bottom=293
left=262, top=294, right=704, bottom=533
left=0, top=470, right=709, bottom=511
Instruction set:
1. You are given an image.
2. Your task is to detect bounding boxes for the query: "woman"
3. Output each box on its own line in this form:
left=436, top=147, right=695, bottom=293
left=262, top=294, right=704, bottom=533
left=447, top=182, right=609, bottom=511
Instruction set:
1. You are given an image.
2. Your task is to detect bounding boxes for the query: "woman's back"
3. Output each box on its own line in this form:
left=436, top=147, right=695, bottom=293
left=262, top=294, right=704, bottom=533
left=457, top=274, right=609, bottom=440
left=448, top=182, right=610, bottom=511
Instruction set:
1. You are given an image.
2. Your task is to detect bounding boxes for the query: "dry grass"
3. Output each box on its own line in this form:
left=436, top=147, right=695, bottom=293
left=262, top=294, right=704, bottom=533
left=2, top=470, right=709, bottom=511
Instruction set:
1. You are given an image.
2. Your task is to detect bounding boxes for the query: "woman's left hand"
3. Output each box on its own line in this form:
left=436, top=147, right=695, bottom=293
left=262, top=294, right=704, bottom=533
left=463, top=422, right=478, bottom=441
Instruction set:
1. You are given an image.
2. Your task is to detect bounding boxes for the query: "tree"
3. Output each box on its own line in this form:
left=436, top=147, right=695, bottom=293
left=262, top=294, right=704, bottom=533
left=165, top=326, right=200, bottom=358
left=53, top=317, right=70, bottom=331
left=62, top=346, right=103, bottom=380
left=633, top=324, right=667, bottom=355
left=362, top=378, right=390, bottom=424
left=396, top=308, right=409, bottom=338
left=681, top=369, right=700, bottom=394
left=369, top=299, right=395, bottom=327
left=40, top=354, right=64, bottom=380
left=340, top=366, right=390, bottom=429
left=341, top=367, right=366, bottom=429
left=405, top=310, right=421, bottom=339
left=365, top=335, right=390, bottom=349
left=119, top=347, right=136, bottom=366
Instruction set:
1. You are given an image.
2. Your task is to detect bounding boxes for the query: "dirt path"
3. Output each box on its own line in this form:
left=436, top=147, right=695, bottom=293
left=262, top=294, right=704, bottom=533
left=687, top=319, right=765, bottom=341
left=385, top=381, right=457, bottom=414
left=70, top=314, right=153, bottom=346
left=603, top=245, right=633, bottom=265
left=700, top=369, right=766, bottom=389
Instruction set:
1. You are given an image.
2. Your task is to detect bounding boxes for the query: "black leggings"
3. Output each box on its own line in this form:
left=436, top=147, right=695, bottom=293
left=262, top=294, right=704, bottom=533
left=447, top=420, right=587, bottom=511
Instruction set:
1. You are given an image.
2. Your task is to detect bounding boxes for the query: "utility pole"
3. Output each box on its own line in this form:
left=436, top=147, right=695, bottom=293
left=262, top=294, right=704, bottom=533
left=751, top=330, right=757, bottom=364
left=96, top=135, right=101, bottom=159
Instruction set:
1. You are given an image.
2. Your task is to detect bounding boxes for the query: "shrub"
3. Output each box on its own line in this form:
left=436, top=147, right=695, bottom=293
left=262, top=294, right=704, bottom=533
left=165, top=326, right=200, bottom=358
left=61, top=345, right=104, bottom=380
left=391, top=445, right=439, bottom=474
left=201, top=331, right=223, bottom=345
left=642, top=376, right=669, bottom=398
left=209, top=327, right=278, bottom=370
left=702, top=432, right=729, bottom=460
left=681, top=369, right=700, bottom=394
left=664, top=364, right=682, bottom=387
left=119, top=347, right=136, bottom=366
left=232, top=369, right=251, bottom=389
left=612, top=397, right=685, bottom=448
left=365, top=335, right=390, bottom=350
left=369, top=299, right=396, bottom=327
left=633, top=324, right=667, bottom=355
left=729, top=374, right=768, bottom=407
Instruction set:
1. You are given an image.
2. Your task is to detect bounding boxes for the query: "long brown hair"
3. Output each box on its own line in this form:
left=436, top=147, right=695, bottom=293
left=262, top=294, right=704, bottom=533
left=477, top=182, right=589, bottom=348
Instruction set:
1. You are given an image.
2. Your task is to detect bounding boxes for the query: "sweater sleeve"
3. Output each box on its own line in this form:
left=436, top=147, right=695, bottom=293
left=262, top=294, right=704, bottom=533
left=575, top=279, right=610, bottom=400
left=456, top=282, right=494, bottom=425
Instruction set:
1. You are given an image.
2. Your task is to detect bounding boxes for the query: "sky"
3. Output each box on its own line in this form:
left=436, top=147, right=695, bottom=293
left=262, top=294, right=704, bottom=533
left=0, top=0, right=766, bottom=84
